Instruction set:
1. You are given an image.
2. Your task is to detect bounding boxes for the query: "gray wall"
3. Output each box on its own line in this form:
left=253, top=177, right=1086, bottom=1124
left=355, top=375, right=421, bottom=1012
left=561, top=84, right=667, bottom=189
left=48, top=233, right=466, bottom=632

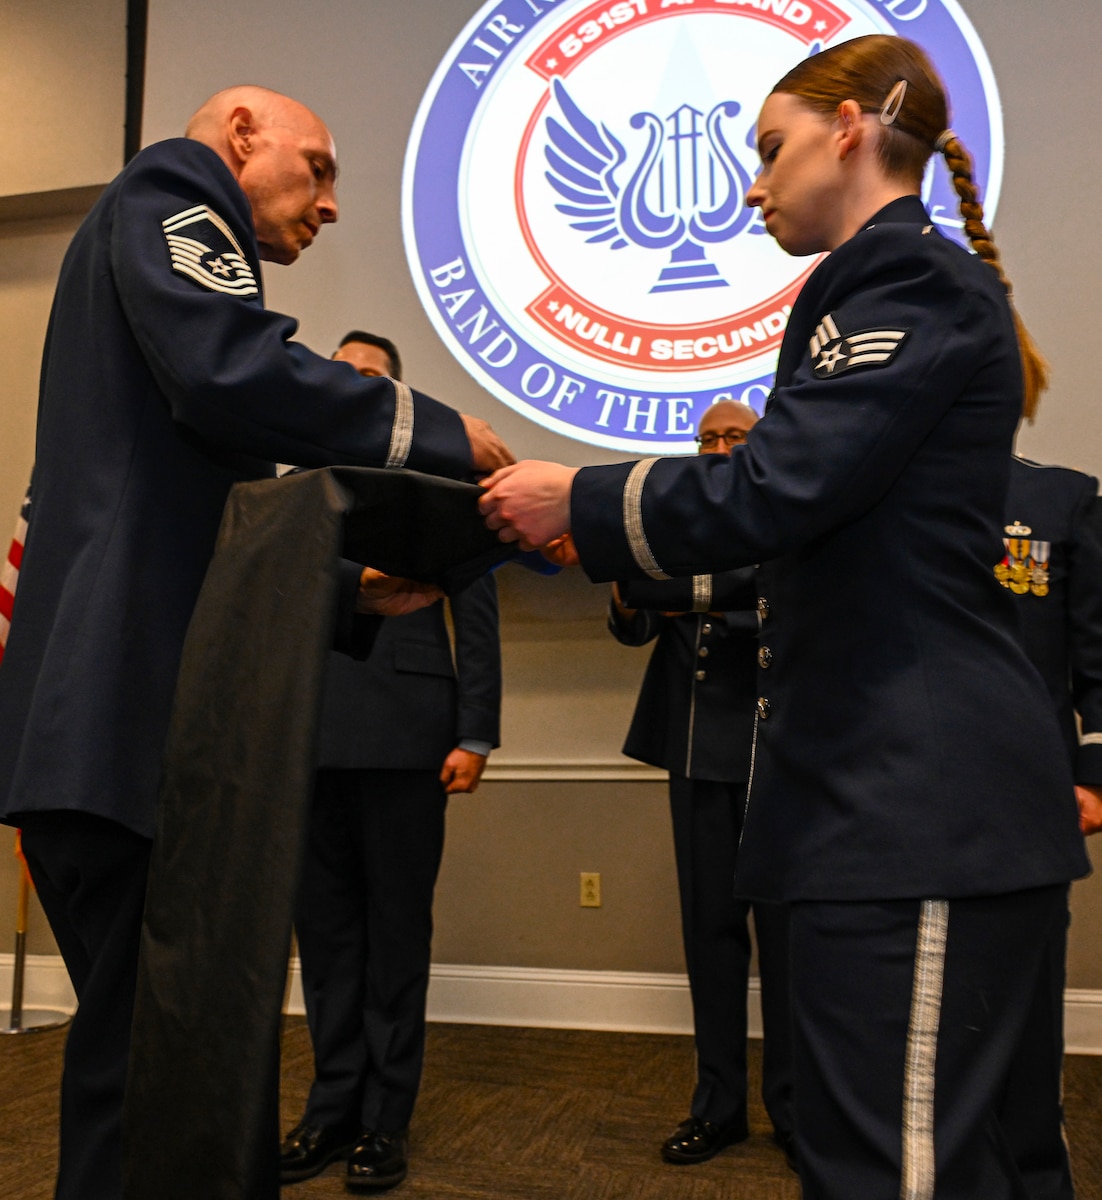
left=0, top=1, right=125, bottom=198
left=2, top=0, right=1102, bottom=992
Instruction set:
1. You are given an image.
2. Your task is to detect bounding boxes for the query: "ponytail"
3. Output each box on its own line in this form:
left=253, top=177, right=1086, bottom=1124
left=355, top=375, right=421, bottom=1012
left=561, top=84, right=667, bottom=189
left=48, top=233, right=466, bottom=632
left=935, top=130, right=1048, bottom=419
left=774, top=35, right=1048, bottom=418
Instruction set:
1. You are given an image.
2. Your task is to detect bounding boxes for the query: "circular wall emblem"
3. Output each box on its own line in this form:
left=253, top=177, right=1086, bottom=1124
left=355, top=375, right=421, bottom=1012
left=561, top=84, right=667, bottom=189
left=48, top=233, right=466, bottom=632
left=403, top=0, right=1002, bottom=453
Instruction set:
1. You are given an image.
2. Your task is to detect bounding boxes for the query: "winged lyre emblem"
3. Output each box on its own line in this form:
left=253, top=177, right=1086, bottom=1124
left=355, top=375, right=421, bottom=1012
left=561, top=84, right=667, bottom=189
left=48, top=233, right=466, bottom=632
left=543, top=78, right=758, bottom=293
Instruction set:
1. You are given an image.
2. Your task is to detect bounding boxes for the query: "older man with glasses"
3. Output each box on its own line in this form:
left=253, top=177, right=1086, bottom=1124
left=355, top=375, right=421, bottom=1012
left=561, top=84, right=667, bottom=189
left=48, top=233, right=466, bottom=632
left=608, top=399, right=794, bottom=1174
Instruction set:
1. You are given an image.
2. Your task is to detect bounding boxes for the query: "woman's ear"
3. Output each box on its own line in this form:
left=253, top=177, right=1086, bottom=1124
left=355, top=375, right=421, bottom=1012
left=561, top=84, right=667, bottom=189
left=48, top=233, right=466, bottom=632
left=836, top=99, right=865, bottom=160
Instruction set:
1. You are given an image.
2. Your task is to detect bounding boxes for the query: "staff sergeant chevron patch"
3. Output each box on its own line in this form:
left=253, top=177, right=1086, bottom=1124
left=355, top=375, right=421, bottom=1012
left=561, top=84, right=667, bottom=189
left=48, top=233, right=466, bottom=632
left=809, top=313, right=908, bottom=379
left=162, top=205, right=259, bottom=297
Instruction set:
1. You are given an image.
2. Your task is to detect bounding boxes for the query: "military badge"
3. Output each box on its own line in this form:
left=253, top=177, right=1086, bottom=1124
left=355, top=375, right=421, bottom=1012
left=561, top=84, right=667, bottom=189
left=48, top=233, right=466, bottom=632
left=162, top=205, right=259, bottom=298
left=809, top=314, right=908, bottom=378
left=994, top=521, right=1051, bottom=596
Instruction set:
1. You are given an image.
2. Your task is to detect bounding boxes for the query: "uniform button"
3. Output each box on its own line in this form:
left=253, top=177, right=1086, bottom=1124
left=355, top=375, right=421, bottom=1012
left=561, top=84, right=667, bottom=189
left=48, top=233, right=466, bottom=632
left=756, top=697, right=771, bottom=720
left=698, top=646, right=709, bottom=658
left=758, top=646, right=773, bottom=669
left=757, top=597, right=770, bottom=620
left=695, top=670, right=706, bottom=681
left=702, top=622, right=713, bottom=635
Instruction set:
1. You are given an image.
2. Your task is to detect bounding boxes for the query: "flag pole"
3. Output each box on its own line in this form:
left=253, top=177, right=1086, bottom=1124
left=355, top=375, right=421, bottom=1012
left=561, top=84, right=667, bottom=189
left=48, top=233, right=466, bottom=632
left=0, top=837, right=69, bottom=1034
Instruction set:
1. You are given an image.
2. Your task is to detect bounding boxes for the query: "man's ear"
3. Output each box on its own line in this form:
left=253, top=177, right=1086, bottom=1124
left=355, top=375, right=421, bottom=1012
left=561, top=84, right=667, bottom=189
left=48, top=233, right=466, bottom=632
left=836, top=99, right=864, bottom=160
left=226, top=106, right=256, bottom=168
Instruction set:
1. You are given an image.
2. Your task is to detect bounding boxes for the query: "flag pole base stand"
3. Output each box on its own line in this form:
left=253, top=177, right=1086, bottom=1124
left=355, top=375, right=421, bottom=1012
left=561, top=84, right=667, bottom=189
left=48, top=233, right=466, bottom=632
left=0, top=1007, right=70, bottom=1034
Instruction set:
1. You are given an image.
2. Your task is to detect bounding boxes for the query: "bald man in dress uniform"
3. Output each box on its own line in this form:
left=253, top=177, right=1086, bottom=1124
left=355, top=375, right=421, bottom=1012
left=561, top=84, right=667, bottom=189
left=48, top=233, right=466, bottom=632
left=0, top=87, right=512, bottom=1200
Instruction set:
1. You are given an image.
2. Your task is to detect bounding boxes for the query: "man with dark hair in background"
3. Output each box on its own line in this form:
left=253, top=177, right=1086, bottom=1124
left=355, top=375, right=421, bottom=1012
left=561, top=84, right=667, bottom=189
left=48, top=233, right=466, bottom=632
left=334, top=330, right=403, bottom=384
left=280, top=333, right=503, bottom=1192
left=0, top=86, right=512, bottom=1200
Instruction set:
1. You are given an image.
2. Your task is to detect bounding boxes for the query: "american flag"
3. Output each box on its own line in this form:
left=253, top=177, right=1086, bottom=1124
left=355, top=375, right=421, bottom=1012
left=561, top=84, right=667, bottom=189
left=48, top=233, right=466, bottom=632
left=0, top=483, right=31, bottom=666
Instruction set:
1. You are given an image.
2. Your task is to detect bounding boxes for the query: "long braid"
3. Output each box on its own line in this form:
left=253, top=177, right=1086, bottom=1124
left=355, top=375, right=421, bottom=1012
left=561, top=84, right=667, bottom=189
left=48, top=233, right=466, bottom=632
left=939, top=132, right=1048, bottom=420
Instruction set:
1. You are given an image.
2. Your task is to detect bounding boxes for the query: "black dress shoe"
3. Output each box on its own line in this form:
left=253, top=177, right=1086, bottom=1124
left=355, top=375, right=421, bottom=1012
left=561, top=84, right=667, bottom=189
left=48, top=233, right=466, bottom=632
left=279, top=1119, right=361, bottom=1183
left=660, top=1115, right=748, bottom=1164
left=346, top=1130, right=409, bottom=1191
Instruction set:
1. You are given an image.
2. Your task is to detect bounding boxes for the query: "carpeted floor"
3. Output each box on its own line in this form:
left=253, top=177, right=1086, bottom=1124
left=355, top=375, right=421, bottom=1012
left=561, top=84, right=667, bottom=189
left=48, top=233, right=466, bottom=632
left=2, top=1017, right=1101, bottom=1198
left=280, top=1020, right=797, bottom=1199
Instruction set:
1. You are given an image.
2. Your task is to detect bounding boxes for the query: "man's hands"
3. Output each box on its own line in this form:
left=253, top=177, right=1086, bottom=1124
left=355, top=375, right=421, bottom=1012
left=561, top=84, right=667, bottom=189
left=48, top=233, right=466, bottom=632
left=461, top=414, right=516, bottom=477
left=478, top=460, right=578, bottom=549
left=356, top=567, right=442, bottom=616
left=1076, top=784, right=1102, bottom=836
left=439, top=747, right=487, bottom=794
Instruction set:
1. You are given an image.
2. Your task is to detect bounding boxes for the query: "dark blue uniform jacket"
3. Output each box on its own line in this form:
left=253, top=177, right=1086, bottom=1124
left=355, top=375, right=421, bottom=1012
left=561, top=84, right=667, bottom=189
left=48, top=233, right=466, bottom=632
left=317, top=572, right=501, bottom=770
left=572, top=196, right=1090, bottom=902
left=1001, top=456, right=1102, bottom=784
left=609, top=569, right=757, bottom=782
left=0, top=138, right=472, bottom=838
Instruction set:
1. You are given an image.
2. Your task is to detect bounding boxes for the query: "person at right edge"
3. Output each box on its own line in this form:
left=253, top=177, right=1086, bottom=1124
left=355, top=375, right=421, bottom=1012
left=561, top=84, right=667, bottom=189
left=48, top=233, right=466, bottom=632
left=479, top=35, right=1092, bottom=1199
left=608, top=398, right=793, bottom=1171
left=993, top=421, right=1102, bottom=1200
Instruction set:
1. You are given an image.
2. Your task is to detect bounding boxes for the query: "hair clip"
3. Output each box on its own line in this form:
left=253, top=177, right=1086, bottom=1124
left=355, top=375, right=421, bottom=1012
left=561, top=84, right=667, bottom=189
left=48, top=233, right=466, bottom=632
left=879, top=79, right=908, bottom=126
left=934, top=129, right=956, bottom=153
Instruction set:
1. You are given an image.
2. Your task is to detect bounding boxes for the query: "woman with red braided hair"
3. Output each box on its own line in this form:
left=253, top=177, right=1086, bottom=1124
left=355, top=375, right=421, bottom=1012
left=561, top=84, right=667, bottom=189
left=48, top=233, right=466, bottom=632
left=481, top=33, right=1090, bottom=1200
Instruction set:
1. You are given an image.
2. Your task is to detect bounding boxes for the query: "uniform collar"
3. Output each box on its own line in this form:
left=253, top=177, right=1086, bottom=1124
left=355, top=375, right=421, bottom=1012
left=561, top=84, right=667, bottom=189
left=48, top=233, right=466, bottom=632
left=861, top=194, right=930, bottom=230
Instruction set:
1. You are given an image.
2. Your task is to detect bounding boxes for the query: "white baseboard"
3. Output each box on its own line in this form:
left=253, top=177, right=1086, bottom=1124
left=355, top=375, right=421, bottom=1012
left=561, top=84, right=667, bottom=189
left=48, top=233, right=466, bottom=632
left=7, top=954, right=1102, bottom=1055
left=427, top=964, right=700, bottom=1034
left=287, top=960, right=703, bottom=1035
left=0, top=953, right=76, bottom=1019
left=1062, top=988, right=1102, bottom=1055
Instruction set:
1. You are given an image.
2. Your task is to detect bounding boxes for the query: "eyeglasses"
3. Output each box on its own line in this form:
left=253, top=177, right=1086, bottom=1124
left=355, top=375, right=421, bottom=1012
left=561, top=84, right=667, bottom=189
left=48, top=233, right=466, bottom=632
left=695, top=430, right=749, bottom=449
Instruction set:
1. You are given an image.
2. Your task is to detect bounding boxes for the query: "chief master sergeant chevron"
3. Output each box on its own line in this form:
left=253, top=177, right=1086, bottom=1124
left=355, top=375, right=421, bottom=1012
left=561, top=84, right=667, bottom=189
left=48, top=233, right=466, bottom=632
left=0, top=85, right=513, bottom=1200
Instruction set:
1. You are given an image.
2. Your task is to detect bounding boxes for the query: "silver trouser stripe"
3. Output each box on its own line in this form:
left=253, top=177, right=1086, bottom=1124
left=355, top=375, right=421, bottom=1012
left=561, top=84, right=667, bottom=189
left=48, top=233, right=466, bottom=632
left=385, top=380, right=415, bottom=468
left=901, top=898, right=949, bottom=1200
left=1081, top=732, right=1102, bottom=746
left=623, top=458, right=669, bottom=580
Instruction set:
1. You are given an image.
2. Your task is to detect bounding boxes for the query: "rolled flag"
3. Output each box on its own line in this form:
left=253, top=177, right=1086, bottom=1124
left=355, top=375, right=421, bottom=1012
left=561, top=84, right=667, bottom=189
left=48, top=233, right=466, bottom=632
left=0, top=481, right=32, bottom=666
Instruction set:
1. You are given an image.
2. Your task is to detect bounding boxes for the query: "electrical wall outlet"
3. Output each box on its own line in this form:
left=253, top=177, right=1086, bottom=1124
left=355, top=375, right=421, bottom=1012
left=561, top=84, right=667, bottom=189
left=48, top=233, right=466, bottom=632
left=580, top=871, right=601, bottom=907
